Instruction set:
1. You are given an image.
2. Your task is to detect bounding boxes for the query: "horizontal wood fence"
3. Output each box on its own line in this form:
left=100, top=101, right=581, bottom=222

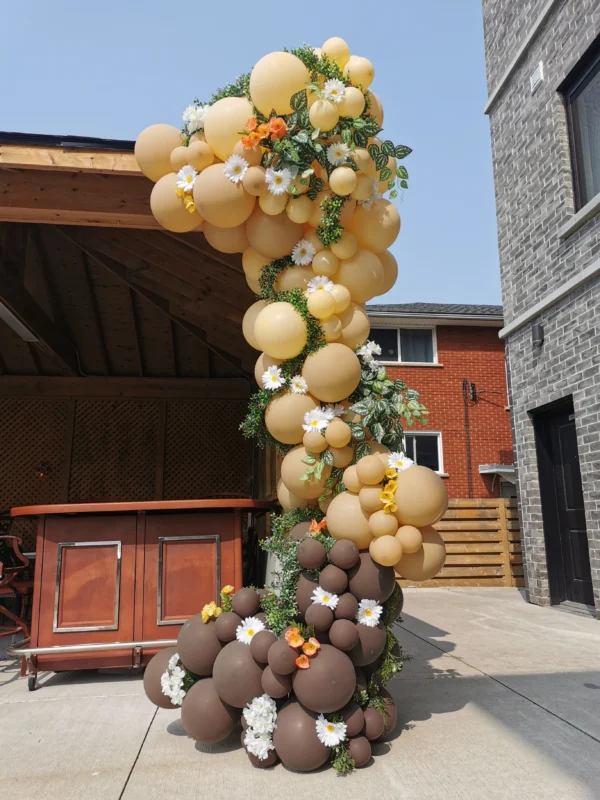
left=398, top=498, right=523, bottom=588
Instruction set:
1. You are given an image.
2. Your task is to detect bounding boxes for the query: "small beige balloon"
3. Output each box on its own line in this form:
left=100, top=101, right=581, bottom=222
left=265, top=392, right=318, bottom=445
left=339, top=303, right=370, bottom=349
left=352, top=149, right=377, bottom=178
left=395, top=525, right=423, bottom=554
left=394, top=526, right=446, bottom=581
left=359, top=485, right=385, bottom=513
left=344, top=55, right=375, bottom=88
left=330, top=284, right=352, bottom=314
left=343, top=464, right=363, bottom=494
left=187, top=140, right=215, bottom=171
left=274, top=265, right=313, bottom=293
left=246, top=207, right=303, bottom=259
left=324, top=419, right=352, bottom=448
left=302, top=344, right=361, bottom=402
left=254, top=302, right=307, bottom=359
left=331, top=232, right=358, bottom=260
left=260, top=192, right=289, bottom=216
left=203, top=96, right=254, bottom=161
left=193, top=164, right=255, bottom=229
left=249, top=52, right=310, bottom=116
left=377, top=250, right=399, bottom=296
left=349, top=198, right=401, bottom=254
left=286, top=196, right=313, bottom=224
left=309, top=100, right=340, bottom=132
left=338, top=86, right=366, bottom=118
left=242, top=300, right=267, bottom=351
left=356, top=454, right=386, bottom=485
left=243, top=247, right=270, bottom=283
left=307, top=290, right=336, bottom=320
left=394, top=466, right=448, bottom=528
left=254, top=352, right=282, bottom=386
left=312, top=250, right=339, bottom=277
left=303, top=429, right=329, bottom=454
left=329, top=444, right=355, bottom=468
left=303, top=228, right=326, bottom=254
left=170, top=145, right=191, bottom=172
left=370, top=535, right=403, bottom=567
left=321, top=315, right=342, bottom=342
left=336, top=249, right=384, bottom=304
left=242, top=166, right=268, bottom=197
left=321, top=37, right=351, bottom=69
left=150, top=173, right=202, bottom=233
left=330, top=167, right=358, bottom=196
left=281, top=445, right=331, bottom=499
left=277, top=478, right=310, bottom=510
left=233, top=139, right=262, bottom=167
left=369, top=510, right=399, bottom=538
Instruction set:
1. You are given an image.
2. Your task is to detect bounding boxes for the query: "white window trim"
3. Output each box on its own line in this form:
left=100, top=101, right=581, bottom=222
left=371, top=325, right=438, bottom=366
left=404, top=430, right=448, bottom=477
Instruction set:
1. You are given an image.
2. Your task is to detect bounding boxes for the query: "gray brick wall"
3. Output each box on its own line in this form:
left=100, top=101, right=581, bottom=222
left=483, top=0, right=600, bottom=617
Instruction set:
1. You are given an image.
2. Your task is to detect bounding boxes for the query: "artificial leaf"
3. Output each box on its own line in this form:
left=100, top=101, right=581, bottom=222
left=400, top=180, right=408, bottom=189
left=397, top=166, right=409, bottom=179
left=321, top=449, right=334, bottom=466
left=294, top=130, right=309, bottom=144
left=355, top=442, right=372, bottom=460
left=291, top=89, right=308, bottom=111
left=381, top=140, right=396, bottom=157
left=314, top=460, right=324, bottom=480
left=375, top=153, right=389, bottom=171
left=353, top=117, right=366, bottom=130
left=380, top=167, right=392, bottom=182
left=311, top=127, right=321, bottom=140
left=353, top=130, right=368, bottom=148
left=395, top=144, right=413, bottom=159
left=390, top=189, right=398, bottom=199
left=368, top=142, right=380, bottom=160
left=302, top=454, right=317, bottom=465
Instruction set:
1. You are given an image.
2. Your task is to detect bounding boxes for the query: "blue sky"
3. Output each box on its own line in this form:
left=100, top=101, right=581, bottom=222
left=1, top=1, right=500, bottom=306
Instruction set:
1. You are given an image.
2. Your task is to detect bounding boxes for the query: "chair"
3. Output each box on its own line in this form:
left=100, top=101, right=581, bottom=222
left=0, top=522, right=33, bottom=643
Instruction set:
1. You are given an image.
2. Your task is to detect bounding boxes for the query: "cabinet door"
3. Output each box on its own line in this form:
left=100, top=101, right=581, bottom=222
left=142, top=511, right=240, bottom=643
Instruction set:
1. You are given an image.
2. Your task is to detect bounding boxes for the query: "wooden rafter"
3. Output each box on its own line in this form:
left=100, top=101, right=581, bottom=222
left=0, top=144, right=140, bottom=175
left=128, top=287, right=144, bottom=377
left=80, top=249, right=110, bottom=374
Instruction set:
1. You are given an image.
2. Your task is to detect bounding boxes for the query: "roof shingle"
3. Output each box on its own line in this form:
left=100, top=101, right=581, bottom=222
left=367, top=302, right=503, bottom=317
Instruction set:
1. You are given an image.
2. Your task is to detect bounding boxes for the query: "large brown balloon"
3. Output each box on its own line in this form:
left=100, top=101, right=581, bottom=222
left=297, top=538, right=327, bottom=569
left=377, top=688, right=398, bottom=740
left=181, top=678, right=240, bottom=743
left=329, top=539, right=360, bottom=570
left=349, top=623, right=387, bottom=667
left=296, top=570, right=320, bottom=616
left=250, top=630, right=277, bottom=663
left=329, top=619, right=360, bottom=651
left=335, top=592, right=358, bottom=620
left=261, top=665, right=292, bottom=698
left=341, top=701, right=365, bottom=737
left=363, top=707, right=385, bottom=740
left=231, top=588, right=261, bottom=618
left=212, top=641, right=264, bottom=708
left=214, top=611, right=242, bottom=643
left=305, top=603, right=334, bottom=632
left=267, top=639, right=298, bottom=675
left=292, top=644, right=356, bottom=713
left=143, top=646, right=180, bottom=709
left=348, top=736, right=372, bottom=767
left=272, top=699, right=330, bottom=772
left=177, top=614, right=223, bottom=675
left=394, top=526, right=447, bottom=582
left=347, top=552, right=396, bottom=603
left=319, top=564, right=348, bottom=594
left=394, top=466, right=448, bottom=527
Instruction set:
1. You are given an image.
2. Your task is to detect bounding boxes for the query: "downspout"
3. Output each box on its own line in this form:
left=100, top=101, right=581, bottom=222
left=462, top=378, right=473, bottom=499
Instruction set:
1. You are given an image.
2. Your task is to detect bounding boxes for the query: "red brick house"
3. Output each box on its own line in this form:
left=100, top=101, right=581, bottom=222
left=367, top=303, right=514, bottom=499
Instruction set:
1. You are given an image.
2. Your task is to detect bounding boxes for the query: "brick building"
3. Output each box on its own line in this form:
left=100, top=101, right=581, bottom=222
left=366, top=303, right=513, bottom=499
left=482, top=0, right=600, bottom=617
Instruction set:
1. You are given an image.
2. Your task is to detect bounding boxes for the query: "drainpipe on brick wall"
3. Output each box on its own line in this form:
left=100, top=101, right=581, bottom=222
left=462, top=378, right=473, bottom=498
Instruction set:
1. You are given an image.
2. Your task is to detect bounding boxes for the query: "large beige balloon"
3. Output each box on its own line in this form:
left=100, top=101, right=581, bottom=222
left=281, top=445, right=331, bottom=500
left=394, top=526, right=446, bottom=582
left=336, top=249, right=384, bottom=303
left=254, top=352, right=282, bottom=385
left=254, top=302, right=307, bottom=359
left=352, top=149, right=377, bottom=177
left=203, top=97, right=254, bottom=161
left=330, top=444, right=354, bottom=468
left=150, top=174, right=203, bottom=233
left=246, top=207, right=303, bottom=259
left=326, top=490, right=373, bottom=549
left=233, top=139, right=262, bottom=166
left=193, top=164, right=255, bottom=229
left=303, top=429, right=328, bottom=454
left=311, top=250, right=339, bottom=277
left=135, top=124, right=183, bottom=182
left=330, top=167, right=357, bottom=196
left=369, top=442, right=391, bottom=468
left=243, top=247, right=270, bottom=284
left=394, top=466, right=449, bottom=527
left=242, top=300, right=267, bottom=351
left=350, top=199, right=401, bottom=253
left=250, top=52, right=310, bottom=116
left=359, top=485, right=384, bottom=513
left=203, top=221, right=248, bottom=254
left=302, top=344, right=361, bottom=402
left=377, top=250, right=398, bottom=296
left=274, top=265, right=313, bottom=293
left=339, top=303, right=370, bottom=349
left=277, top=478, right=310, bottom=510
left=265, top=392, right=318, bottom=445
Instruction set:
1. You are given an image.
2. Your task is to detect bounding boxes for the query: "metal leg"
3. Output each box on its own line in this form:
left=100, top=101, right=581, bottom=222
left=28, top=675, right=36, bottom=691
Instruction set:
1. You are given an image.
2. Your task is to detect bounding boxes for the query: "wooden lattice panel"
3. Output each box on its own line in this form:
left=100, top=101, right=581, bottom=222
left=68, top=399, right=160, bottom=502
left=163, top=400, right=251, bottom=499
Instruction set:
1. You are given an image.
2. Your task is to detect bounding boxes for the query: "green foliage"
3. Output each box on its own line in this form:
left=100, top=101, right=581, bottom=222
left=239, top=389, right=291, bottom=455
left=331, top=742, right=355, bottom=775
left=316, top=195, right=347, bottom=247
left=208, top=73, right=251, bottom=104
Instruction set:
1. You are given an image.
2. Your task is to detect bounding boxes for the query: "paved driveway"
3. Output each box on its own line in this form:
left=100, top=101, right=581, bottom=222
left=2, top=588, right=600, bottom=799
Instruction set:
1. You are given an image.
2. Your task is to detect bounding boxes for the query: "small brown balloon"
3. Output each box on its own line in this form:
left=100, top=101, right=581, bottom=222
left=348, top=736, right=372, bottom=767
left=349, top=623, right=387, bottom=667
left=329, top=539, right=360, bottom=570
left=272, top=699, right=330, bottom=772
left=214, top=611, right=242, bottom=643
left=289, top=521, right=312, bottom=540
left=329, top=619, right=360, bottom=651
left=335, top=592, right=359, bottom=620
left=212, top=641, right=264, bottom=708
left=305, top=603, right=334, bottom=632
left=347, top=551, right=396, bottom=603
left=340, top=701, right=365, bottom=737
left=261, top=665, right=293, bottom=698
left=177, top=614, right=223, bottom=675
left=292, top=644, right=356, bottom=713
left=296, top=571, right=320, bottom=616
left=181, top=678, right=240, bottom=743
left=231, top=588, right=261, bottom=618
left=250, top=629, right=277, bottom=663
left=377, top=687, right=398, bottom=740
left=363, top=707, right=385, bottom=740
left=355, top=667, right=367, bottom=694
left=297, top=538, right=327, bottom=569
left=267, top=639, right=298, bottom=675
left=143, top=647, right=179, bottom=709
left=319, top=564, right=349, bottom=594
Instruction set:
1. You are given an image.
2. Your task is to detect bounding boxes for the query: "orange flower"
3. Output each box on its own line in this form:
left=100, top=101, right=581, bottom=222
left=268, top=117, right=288, bottom=140
left=301, top=637, right=321, bottom=656
left=295, top=654, right=310, bottom=669
left=256, top=123, right=269, bottom=139
left=309, top=519, right=327, bottom=537
left=288, top=634, right=305, bottom=649
left=246, top=117, right=258, bottom=132
left=284, top=626, right=300, bottom=644
left=241, top=132, right=261, bottom=149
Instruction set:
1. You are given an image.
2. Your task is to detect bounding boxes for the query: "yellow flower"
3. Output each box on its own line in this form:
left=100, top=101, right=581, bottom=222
left=221, top=585, right=235, bottom=596
left=385, top=468, right=397, bottom=480
left=201, top=609, right=210, bottom=623
left=175, top=187, right=184, bottom=198
left=386, top=480, right=397, bottom=493
left=383, top=502, right=397, bottom=514
left=201, top=600, right=222, bottom=622
left=183, top=195, right=196, bottom=213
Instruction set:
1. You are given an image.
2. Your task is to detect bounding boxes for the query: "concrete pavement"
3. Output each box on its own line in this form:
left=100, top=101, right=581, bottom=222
left=2, top=588, right=600, bottom=799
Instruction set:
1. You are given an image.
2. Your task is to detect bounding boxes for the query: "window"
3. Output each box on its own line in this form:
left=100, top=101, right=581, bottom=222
left=369, top=327, right=435, bottom=364
left=564, top=45, right=600, bottom=208
left=405, top=433, right=443, bottom=473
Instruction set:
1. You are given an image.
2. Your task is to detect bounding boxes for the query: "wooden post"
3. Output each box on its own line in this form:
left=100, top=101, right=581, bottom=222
left=498, top=498, right=513, bottom=586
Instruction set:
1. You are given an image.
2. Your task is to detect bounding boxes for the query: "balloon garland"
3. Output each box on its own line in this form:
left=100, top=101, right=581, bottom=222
left=138, top=37, right=449, bottom=774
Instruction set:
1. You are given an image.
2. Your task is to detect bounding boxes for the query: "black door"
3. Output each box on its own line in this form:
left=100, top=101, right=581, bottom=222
left=535, top=400, right=594, bottom=606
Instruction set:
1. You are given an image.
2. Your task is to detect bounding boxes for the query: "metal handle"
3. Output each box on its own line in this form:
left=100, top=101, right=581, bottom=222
left=7, top=638, right=177, bottom=657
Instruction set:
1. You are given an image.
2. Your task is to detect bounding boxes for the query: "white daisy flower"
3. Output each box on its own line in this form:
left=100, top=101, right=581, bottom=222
left=303, top=407, right=331, bottom=433
left=312, top=586, right=339, bottom=609
left=327, top=141, right=351, bottom=166
left=167, top=652, right=180, bottom=671
left=356, top=599, right=383, bottom=627
left=329, top=403, right=346, bottom=417
left=182, top=103, right=209, bottom=133
left=307, top=275, right=334, bottom=293
left=323, top=79, right=346, bottom=105
left=290, top=375, right=309, bottom=394
left=265, top=167, right=292, bottom=196
left=322, top=405, right=337, bottom=421
left=262, top=365, right=286, bottom=391
left=236, top=616, right=266, bottom=645
left=224, top=154, right=249, bottom=184
left=316, top=714, right=347, bottom=746
left=388, top=452, right=414, bottom=472
left=292, top=238, right=317, bottom=266
left=175, top=165, right=198, bottom=193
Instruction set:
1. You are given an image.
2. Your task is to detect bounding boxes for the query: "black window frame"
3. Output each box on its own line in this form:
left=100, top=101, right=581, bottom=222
left=369, top=326, right=436, bottom=365
left=404, top=432, right=443, bottom=473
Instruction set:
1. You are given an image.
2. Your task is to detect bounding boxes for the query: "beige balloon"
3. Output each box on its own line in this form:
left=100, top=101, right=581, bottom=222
left=274, top=265, right=313, bottom=293
left=193, top=164, right=255, bottom=229
left=325, top=419, right=352, bottom=448
left=307, top=290, right=336, bottom=320
left=135, top=124, right=183, bottom=182
left=394, top=526, right=446, bottom=581
left=150, top=173, right=203, bottom=233
left=352, top=148, right=377, bottom=177
left=259, top=191, right=289, bottom=216
left=370, top=535, right=403, bottom=567
left=394, top=466, right=449, bottom=527
left=309, top=100, right=340, bottom=132
left=242, top=300, right=267, bottom=351
left=286, top=196, right=314, bottom=224
left=344, top=55, right=375, bottom=88
left=336, top=249, right=384, bottom=303
left=203, top=221, right=248, bottom=254
left=369, top=442, right=391, bottom=468
left=395, top=525, right=423, bottom=555
left=203, top=97, right=254, bottom=161
left=330, top=167, right=358, bottom=196
left=303, top=228, right=326, bottom=254
left=254, top=302, right=307, bottom=359
left=265, top=393, right=318, bottom=445
left=367, top=91, right=384, bottom=126
left=321, top=37, right=351, bottom=69
left=331, top=232, right=358, bottom=260
left=312, top=250, right=339, bottom=277
left=277, top=478, right=309, bottom=510
left=232, top=139, right=262, bottom=167
left=321, top=315, right=342, bottom=342
left=356, top=454, right=386, bottom=485
left=281, top=445, right=332, bottom=499
left=369, top=510, right=399, bottom=538
left=242, top=166, right=268, bottom=197
left=302, top=344, right=361, bottom=402
left=250, top=52, right=310, bottom=115
left=243, top=247, right=270, bottom=283
left=343, top=464, right=363, bottom=494
left=303, top=429, right=328, bottom=454
left=339, top=198, right=357, bottom=227
left=325, top=490, right=373, bottom=549
left=246, top=207, right=303, bottom=259
left=350, top=198, right=401, bottom=253
left=377, top=250, right=399, bottom=296
left=359, top=485, right=384, bottom=513
left=330, top=284, right=352, bottom=314
left=352, top=173, right=376, bottom=201
left=187, top=140, right=215, bottom=171
left=338, top=86, right=366, bottom=118
left=339, top=303, right=370, bottom=349
left=254, top=352, right=282, bottom=386
left=330, top=444, right=355, bottom=468
left=170, top=145, right=191, bottom=172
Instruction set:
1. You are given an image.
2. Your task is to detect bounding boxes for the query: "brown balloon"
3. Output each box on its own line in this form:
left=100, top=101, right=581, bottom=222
left=340, top=700, right=365, bottom=737
left=386, top=586, right=404, bottom=621
left=231, top=588, right=261, bottom=618
left=272, top=699, right=330, bottom=772
left=305, top=603, right=334, bottom=632
left=250, top=629, right=277, bottom=663
left=242, top=731, right=279, bottom=768
left=349, top=623, right=387, bottom=667
left=347, top=552, right=396, bottom=603
left=289, top=521, right=312, bottom=540
left=377, top=687, right=398, bottom=740
left=261, top=665, right=293, bottom=698
left=315, top=630, right=331, bottom=645
left=363, top=707, right=385, bottom=740
left=329, top=539, right=359, bottom=570
left=329, top=619, right=360, bottom=651
left=143, top=646, right=180, bottom=709
left=334, top=592, right=359, bottom=620
left=212, top=641, right=264, bottom=708
left=214, top=611, right=242, bottom=644
left=181, top=678, right=240, bottom=743
left=292, top=644, right=356, bottom=713
left=177, top=614, right=223, bottom=675
left=295, top=571, right=320, bottom=616
left=355, top=667, right=367, bottom=694
left=297, top=538, right=327, bottom=569
left=319, top=564, right=349, bottom=594
left=267, top=639, right=298, bottom=675
left=348, top=736, right=372, bottom=767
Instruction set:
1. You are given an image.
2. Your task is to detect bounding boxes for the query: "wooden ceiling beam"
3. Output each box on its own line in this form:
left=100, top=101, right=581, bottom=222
left=0, top=144, right=141, bottom=175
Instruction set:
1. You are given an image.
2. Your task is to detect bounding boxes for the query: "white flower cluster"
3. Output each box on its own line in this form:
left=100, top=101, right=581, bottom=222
left=182, top=103, right=209, bottom=134
left=359, top=178, right=383, bottom=211
left=357, top=340, right=382, bottom=367
left=243, top=694, right=277, bottom=760
left=302, top=403, right=345, bottom=433
left=160, top=652, right=187, bottom=706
